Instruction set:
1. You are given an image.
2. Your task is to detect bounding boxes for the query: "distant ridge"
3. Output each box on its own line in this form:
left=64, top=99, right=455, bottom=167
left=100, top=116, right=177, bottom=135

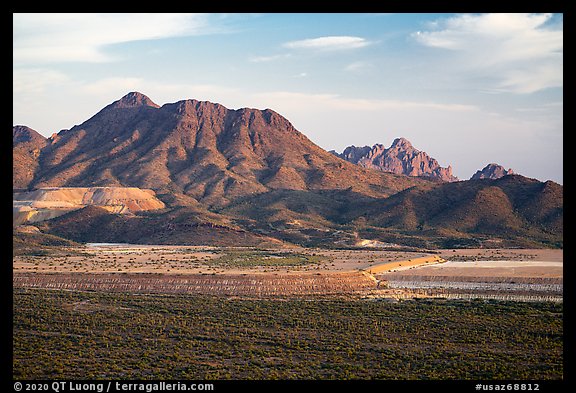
left=471, top=163, right=514, bottom=180
left=332, top=137, right=458, bottom=182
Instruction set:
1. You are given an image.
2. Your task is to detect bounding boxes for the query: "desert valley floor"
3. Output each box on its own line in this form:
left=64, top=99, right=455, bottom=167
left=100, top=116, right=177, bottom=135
left=13, top=246, right=562, bottom=301
left=13, top=245, right=563, bottom=380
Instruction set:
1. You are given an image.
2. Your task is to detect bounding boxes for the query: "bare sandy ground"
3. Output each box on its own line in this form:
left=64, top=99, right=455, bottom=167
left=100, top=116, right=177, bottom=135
left=384, top=249, right=563, bottom=280
left=363, top=255, right=446, bottom=274
left=383, top=261, right=563, bottom=280
left=389, top=260, right=563, bottom=278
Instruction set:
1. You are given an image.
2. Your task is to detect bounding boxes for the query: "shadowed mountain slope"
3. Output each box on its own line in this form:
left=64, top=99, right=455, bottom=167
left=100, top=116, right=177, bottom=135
left=13, top=125, right=48, bottom=189
left=342, top=175, right=562, bottom=248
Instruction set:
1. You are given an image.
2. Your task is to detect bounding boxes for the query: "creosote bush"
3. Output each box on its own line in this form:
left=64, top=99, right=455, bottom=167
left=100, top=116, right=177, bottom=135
left=13, top=288, right=562, bottom=380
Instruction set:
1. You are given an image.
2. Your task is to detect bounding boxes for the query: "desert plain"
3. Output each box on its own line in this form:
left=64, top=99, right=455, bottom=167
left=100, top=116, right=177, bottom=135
left=14, top=244, right=562, bottom=274
left=13, top=244, right=563, bottom=380
left=13, top=245, right=562, bottom=301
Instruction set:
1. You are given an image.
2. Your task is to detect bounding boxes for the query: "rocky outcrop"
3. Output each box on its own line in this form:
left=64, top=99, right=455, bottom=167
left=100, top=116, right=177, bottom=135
left=471, top=163, right=514, bottom=180
left=13, top=187, right=165, bottom=226
left=334, top=137, right=458, bottom=182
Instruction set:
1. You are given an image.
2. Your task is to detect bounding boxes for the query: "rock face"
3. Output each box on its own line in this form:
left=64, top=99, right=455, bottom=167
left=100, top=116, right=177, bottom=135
left=13, top=125, right=48, bottom=189
left=13, top=187, right=165, bottom=226
left=333, top=138, right=458, bottom=182
left=14, top=92, right=428, bottom=207
left=471, top=163, right=514, bottom=180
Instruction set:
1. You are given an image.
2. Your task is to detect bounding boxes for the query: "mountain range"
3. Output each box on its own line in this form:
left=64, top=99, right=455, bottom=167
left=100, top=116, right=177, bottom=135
left=13, top=92, right=563, bottom=249
left=16, top=92, right=425, bottom=204
left=331, top=138, right=458, bottom=182
left=331, top=140, right=519, bottom=182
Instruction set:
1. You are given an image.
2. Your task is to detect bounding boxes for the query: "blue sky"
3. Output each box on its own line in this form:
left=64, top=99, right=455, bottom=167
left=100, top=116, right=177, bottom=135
left=13, top=13, right=563, bottom=183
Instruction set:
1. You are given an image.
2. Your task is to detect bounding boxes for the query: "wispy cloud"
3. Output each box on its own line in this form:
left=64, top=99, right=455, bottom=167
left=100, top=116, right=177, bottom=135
left=412, top=13, right=562, bottom=94
left=79, top=78, right=241, bottom=105
left=13, top=13, right=212, bottom=64
left=13, top=68, right=72, bottom=94
left=344, top=61, right=373, bottom=73
left=283, top=36, right=371, bottom=51
left=252, top=91, right=478, bottom=112
left=248, top=53, right=292, bottom=63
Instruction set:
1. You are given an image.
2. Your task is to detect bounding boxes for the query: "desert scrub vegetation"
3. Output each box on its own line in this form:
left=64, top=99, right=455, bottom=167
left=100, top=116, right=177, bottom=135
left=206, top=250, right=326, bottom=268
left=13, top=288, right=562, bottom=380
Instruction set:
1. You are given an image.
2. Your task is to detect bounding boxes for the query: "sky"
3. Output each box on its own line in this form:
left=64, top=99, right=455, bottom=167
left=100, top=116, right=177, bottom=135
left=13, top=13, right=563, bottom=183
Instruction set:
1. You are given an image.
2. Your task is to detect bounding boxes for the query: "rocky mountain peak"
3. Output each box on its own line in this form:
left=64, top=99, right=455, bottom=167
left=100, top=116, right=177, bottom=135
left=13, top=125, right=47, bottom=145
left=471, top=163, right=514, bottom=180
left=390, top=137, right=413, bottom=150
left=111, top=92, right=160, bottom=109
left=333, top=137, right=458, bottom=182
